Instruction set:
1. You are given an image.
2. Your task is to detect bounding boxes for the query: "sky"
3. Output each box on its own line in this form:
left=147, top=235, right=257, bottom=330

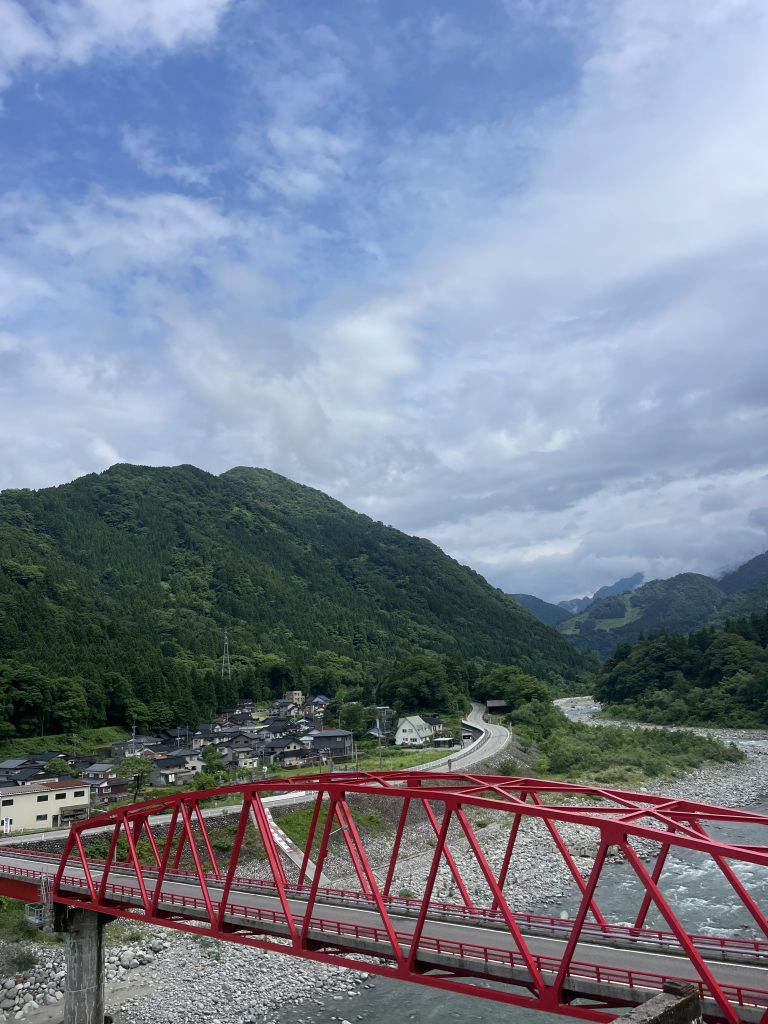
left=1, top=0, right=768, bottom=603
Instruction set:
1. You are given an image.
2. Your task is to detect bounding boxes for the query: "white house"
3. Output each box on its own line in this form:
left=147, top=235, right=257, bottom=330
left=394, top=716, right=432, bottom=747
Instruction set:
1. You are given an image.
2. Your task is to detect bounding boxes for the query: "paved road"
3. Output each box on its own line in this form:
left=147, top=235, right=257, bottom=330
left=0, top=703, right=508, bottom=849
left=457, top=702, right=510, bottom=768
left=0, top=850, right=764, bottom=1019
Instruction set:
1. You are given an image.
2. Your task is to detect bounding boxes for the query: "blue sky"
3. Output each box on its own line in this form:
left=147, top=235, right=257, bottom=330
left=1, top=0, right=768, bottom=602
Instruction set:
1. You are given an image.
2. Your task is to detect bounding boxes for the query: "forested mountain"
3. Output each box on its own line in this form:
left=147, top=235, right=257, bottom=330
left=511, top=594, right=570, bottom=627
left=556, top=554, right=768, bottom=658
left=0, top=464, right=594, bottom=737
left=557, top=573, right=644, bottom=616
left=596, top=608, right=768, bottom=726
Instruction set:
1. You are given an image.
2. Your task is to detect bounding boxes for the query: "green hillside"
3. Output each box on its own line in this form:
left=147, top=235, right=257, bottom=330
left=596, top=608, right=768, bottom=726
left=0, top=464, right=594, bottom=737
left=511, top=593, right=571, bottom=627
left=557, top=556, right=768, bottom=658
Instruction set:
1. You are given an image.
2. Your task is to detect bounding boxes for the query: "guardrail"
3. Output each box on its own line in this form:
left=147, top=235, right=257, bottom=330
left=46, top=873, right=768, bottom=1013
left=3, top=854, right=766, bottom=962
left=6, top=858, right=765, bottom=1013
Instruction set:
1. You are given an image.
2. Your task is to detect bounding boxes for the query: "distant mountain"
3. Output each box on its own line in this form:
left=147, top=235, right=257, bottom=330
left=557, top=573, right=645, bottom=615
left=558, top=555, right=768, bottom=658
left=0, top=463, right=595, bottom=738
left=511, top=594, right=571, bottom=627
left=596, top=606, right=768, bottom=727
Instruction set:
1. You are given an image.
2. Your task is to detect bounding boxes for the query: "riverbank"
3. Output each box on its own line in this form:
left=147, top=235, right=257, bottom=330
left=4, top=700, right=766, bottom=1024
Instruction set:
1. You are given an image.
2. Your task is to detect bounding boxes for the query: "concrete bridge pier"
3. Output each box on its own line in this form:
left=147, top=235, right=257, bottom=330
left=621, top=982, right=703, bottom=1024
left=58, top=908, right=111, bottom=1024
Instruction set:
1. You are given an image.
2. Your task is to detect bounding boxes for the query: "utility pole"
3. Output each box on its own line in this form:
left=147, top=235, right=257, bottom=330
left=221, top=628, right=232, bottom=682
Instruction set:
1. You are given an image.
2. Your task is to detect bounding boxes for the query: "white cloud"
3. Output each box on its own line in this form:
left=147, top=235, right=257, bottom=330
left=121, top=127, right=210, bottom=187
left=0, top=0, right=232, bottom=90
left=2, top=1, right=768, bottom=604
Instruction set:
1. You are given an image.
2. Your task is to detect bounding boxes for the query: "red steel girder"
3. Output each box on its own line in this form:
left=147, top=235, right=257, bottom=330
left=44, top=770, right=768, bottom=1024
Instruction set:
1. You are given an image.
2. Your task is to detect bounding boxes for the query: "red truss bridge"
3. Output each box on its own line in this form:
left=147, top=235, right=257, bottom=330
left=0, top=771, right=766, bottom=1024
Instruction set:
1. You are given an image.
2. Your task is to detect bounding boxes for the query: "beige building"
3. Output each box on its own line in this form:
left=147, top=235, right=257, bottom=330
left=0, top=781, right=90, bottom=834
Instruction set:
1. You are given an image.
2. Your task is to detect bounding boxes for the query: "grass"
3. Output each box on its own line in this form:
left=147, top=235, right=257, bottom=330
left=275, top=806, right=384, bottom=853
left=0, top=726, right=129, bottom=760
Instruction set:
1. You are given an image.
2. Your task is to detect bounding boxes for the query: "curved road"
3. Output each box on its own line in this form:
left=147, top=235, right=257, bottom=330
left=452, top=701, right=510, bottom=769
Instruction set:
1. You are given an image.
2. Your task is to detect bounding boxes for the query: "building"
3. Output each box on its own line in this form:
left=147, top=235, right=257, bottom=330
left=284, top=690, right=304, bottom=708
left=81, top=764, right=131, bottom=804
left=394, top=716, right=432, bottom=747
left=422, top=714, right=444, bottom=736
left=486, top=699, right=509, bottom=715
left=304, top=729, right=353, bottom=759
left=0, top=781, right=90, bottom=833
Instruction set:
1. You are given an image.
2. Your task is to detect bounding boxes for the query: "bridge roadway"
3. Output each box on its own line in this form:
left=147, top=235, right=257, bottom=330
left=1, top=849, right=766, bottom=1022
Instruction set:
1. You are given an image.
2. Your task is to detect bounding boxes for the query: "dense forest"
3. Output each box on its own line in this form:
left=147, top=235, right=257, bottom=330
left=595, top=609, right=768, bottom=726
left=0, top=464, right=595, bottom=737
left=554, top=554, right=768, bottom=658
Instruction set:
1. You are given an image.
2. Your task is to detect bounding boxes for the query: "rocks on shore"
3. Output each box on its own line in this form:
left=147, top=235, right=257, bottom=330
left=0, top=936, right=170, bottom=1022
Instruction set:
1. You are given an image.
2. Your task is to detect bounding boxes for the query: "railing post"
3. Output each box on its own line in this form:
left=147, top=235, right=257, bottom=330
left=63, top=908, right=109, bottom=1024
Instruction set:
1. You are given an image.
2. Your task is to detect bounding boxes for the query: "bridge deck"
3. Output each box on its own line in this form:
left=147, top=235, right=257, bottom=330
left=1, top=849, right=766, bottom=1023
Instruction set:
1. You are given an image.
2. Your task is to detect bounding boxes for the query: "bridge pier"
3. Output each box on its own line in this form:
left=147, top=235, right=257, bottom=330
left=620, top=982, right=703, bottom=1024
left=61, top=908, right=110, bottom=1024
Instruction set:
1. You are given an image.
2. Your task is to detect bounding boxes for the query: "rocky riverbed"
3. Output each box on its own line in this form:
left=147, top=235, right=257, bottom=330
left=3, top=703, right=766, bottom=1024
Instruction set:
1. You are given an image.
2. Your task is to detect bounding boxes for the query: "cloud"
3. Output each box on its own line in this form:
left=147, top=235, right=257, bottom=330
left=121, top=127, right=210, bottom=187
left=0, top=0, right=232, bottom=90
left=1, top=0, right=768, bottom=604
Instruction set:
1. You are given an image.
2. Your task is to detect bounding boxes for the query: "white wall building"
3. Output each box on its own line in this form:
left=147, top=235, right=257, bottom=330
left=394, top=716, right=432, bottom=747
left=0, top=781, right=90, bottom=833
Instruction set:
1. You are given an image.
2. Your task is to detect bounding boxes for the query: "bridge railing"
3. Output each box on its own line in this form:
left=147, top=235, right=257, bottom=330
left=33, top=770, right=768, bottom=1024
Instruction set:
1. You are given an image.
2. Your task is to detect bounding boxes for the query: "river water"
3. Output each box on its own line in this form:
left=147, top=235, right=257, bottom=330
left=277, top=706, right=768, bottom=1024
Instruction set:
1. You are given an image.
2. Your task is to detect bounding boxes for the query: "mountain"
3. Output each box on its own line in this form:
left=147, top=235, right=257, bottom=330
left=0, top=464, right=595, bottom=737
left=596, top=607, right=768, bottom=727
left=557, top=573, right=644, bottom=615
left=512, top=594, right=571, bottom=626
left=558, top=555, right=768, bottom=658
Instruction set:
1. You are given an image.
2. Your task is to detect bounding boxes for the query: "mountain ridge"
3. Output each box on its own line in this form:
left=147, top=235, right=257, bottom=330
left=0, top=463, right=595, bottom=737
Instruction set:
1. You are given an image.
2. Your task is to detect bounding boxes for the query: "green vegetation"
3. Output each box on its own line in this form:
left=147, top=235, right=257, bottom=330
left=596, top=609, right=768, bottom=726
left=501, top=688, right=744, bottom=784
left=0, top=896, right=38, bottom=942
left=511, top=594, right=570, bottom=627
left=0, top=726, right=128, bottom=760
left=275, top=805, right=383, bottom=852
left=0, top=463, right=594, bottom=738
left=557, top=552, right=768, bottom=658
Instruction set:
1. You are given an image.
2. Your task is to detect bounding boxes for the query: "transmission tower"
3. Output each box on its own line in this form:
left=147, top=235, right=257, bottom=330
left=221, top=628, right=232, bottom=681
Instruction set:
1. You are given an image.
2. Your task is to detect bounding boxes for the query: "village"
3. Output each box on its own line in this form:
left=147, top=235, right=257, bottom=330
left=0, top=694, right=455, bottom=835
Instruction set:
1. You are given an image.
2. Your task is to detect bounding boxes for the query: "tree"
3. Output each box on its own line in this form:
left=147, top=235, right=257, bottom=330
left=46, top=757, right=77, bottom=777
left=116, top=756, right=154, bottom=801
left=200, top=744, right=228, bottom=784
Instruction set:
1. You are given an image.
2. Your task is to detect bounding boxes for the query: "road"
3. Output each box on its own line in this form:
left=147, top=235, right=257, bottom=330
left=0, top=704, right=509, bottom=848
left=0, top=849, right=764, bottom=1021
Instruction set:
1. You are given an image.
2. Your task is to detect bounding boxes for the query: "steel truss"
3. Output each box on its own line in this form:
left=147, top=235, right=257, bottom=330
left=49, top=771, right=768, bottom=1024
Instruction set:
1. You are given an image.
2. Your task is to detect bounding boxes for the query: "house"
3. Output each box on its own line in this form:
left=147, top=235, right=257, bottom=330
left=150, top=756, right=197, bottom=787
left=307, top=695, right=330, bottom=716
left=486, top=699, right=509, bottom=715
left=422, top=714, right=444, bottom=736
left=373, top=706, right=395, bottom=737
left=84, top=777, right=131, bottom=804
left=265, top=737, right=309, bottom=767
left=24, top=750, right=69, bottom=765
left=83, top=762, right=116, bottom=781
left=256, top=719, right=293, bottom=741
left=304, top=729, right=353, bottom=759
left=268, top=698, right=297, bottom=718
left=284, top=690, right=304, bottom=708
left=111, top=736, right=163, bottom=759
left=0, top=781, right=90, bottom=833
left=394, top=716, right=432, bottom=747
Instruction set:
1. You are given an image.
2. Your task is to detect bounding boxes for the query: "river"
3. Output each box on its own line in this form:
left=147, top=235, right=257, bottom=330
left=276, top=702, right=768, bottom=1024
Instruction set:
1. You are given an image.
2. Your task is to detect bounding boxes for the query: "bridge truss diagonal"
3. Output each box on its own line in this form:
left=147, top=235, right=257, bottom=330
left=2, top=771, right=766, bottom=1024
